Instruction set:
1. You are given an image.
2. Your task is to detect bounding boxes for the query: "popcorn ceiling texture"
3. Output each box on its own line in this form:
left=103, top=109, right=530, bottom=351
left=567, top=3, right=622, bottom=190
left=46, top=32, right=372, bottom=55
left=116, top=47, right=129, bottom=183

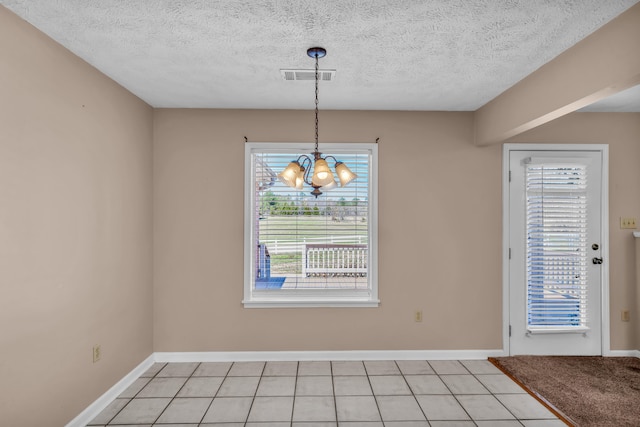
left=1, top=0, right=637, bottom=110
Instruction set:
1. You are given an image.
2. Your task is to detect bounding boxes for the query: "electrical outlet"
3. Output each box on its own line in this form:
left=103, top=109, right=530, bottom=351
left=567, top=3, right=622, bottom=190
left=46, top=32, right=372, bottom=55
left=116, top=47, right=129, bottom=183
left=620, top=217, right=637, bottom=229
left=414, top=310, right=423, bottom=322
left=621, top=310, right=630, bottom=322
left=93, top=345, right=101, bottom=363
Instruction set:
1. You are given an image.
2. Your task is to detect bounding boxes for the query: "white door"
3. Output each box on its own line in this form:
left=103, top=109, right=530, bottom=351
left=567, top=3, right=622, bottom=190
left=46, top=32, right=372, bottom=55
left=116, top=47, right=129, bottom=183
left=508, top=148, right=604, bottom=355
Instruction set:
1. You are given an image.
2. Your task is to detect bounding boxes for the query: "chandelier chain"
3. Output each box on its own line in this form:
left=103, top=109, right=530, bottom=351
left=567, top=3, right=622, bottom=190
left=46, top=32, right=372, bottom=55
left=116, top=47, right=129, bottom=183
left=314, top=52, right=319, bottom=152
left=277, top=48, right=357, bottom=198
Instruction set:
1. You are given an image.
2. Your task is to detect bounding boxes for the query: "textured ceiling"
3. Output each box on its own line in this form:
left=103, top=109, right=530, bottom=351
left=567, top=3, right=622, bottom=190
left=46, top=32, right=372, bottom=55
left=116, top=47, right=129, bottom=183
left=2, top=0, right=639, bottom=111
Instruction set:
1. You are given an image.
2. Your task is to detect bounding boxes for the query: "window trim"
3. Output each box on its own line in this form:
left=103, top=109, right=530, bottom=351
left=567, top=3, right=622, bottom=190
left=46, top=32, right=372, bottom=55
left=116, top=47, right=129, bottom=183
left=243, top=142, right=379, bottom=308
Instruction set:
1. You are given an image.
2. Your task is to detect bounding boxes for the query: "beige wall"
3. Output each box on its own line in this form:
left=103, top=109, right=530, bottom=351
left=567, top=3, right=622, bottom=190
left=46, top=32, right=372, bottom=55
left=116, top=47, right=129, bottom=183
left=0, top=7, right=154, bottom=427
left=153, top=109, right=503, bottom=351
left=511, top=113, right=640, bottom=350
left=154, top=109, right=640, bottom=353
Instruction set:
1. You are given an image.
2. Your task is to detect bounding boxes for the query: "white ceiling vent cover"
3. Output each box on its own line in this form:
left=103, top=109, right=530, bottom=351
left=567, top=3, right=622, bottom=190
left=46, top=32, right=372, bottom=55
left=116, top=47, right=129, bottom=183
left=281, top=69, right=336, bottom=81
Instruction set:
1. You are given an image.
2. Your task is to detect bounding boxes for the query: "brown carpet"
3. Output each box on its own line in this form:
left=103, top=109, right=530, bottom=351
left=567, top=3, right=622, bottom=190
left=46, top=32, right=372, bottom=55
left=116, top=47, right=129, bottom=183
left=490, top=356, right=640, bottom=427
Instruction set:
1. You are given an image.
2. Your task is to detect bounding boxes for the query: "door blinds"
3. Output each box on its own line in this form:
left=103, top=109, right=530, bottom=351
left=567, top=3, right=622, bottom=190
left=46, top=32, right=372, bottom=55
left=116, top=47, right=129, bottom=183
left=525, top=160, right=589, bottom=331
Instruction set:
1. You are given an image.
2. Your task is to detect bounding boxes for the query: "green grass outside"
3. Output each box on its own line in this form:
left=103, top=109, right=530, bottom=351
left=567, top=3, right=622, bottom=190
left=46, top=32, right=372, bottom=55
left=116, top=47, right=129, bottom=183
left=260, top=215, right=368, bottom=274
left=259, top=215, right=368, bottom=242
left=270, top=254, right=302, bottom=275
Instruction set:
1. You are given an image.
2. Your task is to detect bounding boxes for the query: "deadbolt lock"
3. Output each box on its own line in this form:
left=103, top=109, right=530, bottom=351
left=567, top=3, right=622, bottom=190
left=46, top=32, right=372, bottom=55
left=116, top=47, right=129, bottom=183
left=591, top=243, right=599, bottom=250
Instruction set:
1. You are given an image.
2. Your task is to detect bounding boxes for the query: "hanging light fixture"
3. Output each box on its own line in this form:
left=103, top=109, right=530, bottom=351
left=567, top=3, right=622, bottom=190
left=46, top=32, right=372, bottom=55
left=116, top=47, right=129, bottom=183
left=278, top=47, right=357, bottom=198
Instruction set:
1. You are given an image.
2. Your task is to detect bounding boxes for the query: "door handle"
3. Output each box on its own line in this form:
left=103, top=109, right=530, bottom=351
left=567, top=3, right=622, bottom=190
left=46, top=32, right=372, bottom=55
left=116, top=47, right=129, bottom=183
left=592, top=257, right=603, bottom=265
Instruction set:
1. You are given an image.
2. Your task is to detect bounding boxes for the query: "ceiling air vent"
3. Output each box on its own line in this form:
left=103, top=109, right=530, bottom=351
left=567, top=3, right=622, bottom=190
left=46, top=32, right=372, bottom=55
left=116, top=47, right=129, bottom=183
left=280, top=69, right=336, bottom=81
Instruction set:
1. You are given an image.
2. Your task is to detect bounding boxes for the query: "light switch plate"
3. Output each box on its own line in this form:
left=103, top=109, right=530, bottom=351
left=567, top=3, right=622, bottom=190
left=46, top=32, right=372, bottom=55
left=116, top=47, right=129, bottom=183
left=620, top=217, right=637, bottom=229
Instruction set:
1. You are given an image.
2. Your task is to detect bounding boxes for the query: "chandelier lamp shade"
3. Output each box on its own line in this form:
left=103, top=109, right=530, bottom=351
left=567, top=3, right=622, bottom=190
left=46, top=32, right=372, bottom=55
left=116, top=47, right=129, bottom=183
left=277, top=47, right=357, bottom=198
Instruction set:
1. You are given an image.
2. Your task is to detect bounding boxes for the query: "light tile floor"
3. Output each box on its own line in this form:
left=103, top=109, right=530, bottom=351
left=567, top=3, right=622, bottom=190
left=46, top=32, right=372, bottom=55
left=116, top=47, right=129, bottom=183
left=88, top=359, right=565, bottom=426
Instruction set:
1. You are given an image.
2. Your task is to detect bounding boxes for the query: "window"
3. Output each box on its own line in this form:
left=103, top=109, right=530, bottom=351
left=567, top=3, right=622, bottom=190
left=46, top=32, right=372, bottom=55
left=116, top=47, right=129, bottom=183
left=244, top=142, right=378, bottom=307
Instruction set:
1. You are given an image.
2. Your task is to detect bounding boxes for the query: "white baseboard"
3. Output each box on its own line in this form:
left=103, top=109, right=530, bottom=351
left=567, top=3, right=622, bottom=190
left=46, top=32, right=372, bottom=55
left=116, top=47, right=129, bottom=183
left=606, top=349, right=640, bottom=358
left=153, top=349, right=506, bottom=363
left=65, top=354, right=155, bottom=427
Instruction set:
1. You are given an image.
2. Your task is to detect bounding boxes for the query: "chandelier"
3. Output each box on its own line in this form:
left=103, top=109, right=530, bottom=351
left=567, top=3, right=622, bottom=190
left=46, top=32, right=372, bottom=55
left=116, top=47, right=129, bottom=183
left=277, top=47, right=357, bottom=198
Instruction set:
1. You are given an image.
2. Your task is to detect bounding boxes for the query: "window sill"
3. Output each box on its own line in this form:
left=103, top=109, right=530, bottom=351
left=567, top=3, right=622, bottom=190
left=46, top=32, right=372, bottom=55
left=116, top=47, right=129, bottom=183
left=527, top=326, right=590, bottom=335
left=242, top=298, right=380, bottom=309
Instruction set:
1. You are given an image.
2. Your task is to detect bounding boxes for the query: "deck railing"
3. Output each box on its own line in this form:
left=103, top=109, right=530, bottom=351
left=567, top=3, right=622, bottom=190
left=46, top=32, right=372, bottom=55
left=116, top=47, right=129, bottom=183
left=302, top=244, right=368, bottom=277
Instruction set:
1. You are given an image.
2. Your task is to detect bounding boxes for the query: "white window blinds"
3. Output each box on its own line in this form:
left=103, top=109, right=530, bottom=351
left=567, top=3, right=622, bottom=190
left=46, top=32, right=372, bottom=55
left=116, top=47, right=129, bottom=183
left=525, top=160, right=588, bottom=331
left=244, top=142, right=378, bottom=307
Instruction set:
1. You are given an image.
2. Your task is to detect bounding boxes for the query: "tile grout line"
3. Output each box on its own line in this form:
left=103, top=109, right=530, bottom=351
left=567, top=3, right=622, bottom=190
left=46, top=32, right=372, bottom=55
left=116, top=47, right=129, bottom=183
left=244, top=362, right=267, bottom=426
left=289, top=361, right=300, bottom=426
left=197, top=362, right=226, bottom=425
left=331, top=361, right=338, bottom=424
left=151, top=362, right=200, bottom=425
left=198, top=361, right=235, bottom=424
left=393, top=359, right=429, bottom=424
left=103, top=362, right=166, bottom=426
left=429, top=360, right=478, bottom=424
left=465, top=362, right=528, bottom=426
left=363, top=361, right=389, bottom=424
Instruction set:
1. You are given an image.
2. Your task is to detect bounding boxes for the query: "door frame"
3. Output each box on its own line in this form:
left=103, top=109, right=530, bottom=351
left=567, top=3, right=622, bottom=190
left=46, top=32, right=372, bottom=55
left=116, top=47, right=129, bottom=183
left=502, top=143, right=610, bottom=356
